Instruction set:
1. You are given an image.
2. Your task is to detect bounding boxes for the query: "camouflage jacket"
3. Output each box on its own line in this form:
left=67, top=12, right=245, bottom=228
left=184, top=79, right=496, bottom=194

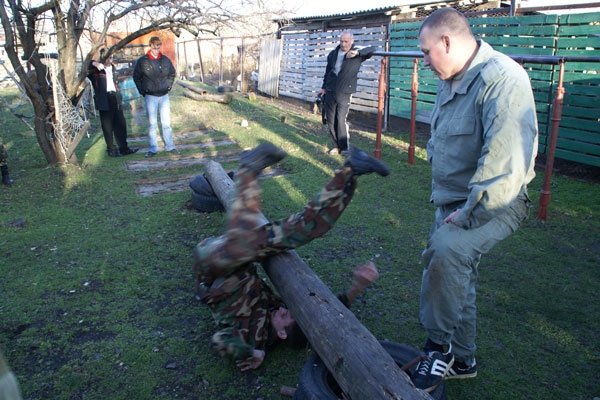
left=199, top=261, right=284, bottom=360
left=199, top=259, right=351, bottom=360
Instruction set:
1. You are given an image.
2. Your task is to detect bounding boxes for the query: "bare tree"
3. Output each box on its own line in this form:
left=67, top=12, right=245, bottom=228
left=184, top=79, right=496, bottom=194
left=0, top=0, right=247, bottom=165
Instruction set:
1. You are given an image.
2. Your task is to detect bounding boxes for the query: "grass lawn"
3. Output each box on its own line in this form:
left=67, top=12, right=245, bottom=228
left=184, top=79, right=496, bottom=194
left=1, top=82, right=599, bottom=400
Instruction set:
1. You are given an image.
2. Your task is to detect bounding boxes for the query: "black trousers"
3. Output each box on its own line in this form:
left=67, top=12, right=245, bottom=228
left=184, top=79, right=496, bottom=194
left=100, top=93, right=129, bottom=153
left=324, top=91, right=352, bottom=151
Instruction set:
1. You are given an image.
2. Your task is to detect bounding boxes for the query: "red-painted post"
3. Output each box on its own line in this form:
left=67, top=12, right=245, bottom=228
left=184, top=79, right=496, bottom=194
left=537, top=61, right=566, bottom=220
left=374, top=57, right=387, bottom=160
left=408, top=58, right=419, bottom=165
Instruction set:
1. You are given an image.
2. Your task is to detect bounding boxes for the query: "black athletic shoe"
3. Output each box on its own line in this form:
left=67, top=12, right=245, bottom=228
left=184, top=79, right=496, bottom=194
left=412, top=347, right=454, bottom=393
left=345, top=147, right=390, bottom=177
left=145, top=151, right=157, bottom=158
left=240, top=143, right=286, bottom=173
left=445, top=359, right=477, bottom=380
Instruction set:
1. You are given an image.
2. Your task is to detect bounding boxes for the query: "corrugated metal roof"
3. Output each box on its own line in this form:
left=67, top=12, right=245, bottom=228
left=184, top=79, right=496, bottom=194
left=282, top=5, right=401, bottom=21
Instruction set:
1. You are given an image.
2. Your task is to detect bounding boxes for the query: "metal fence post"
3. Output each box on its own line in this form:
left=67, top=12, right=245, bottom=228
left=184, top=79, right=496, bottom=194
left=537, top=60, right=566, bottom=221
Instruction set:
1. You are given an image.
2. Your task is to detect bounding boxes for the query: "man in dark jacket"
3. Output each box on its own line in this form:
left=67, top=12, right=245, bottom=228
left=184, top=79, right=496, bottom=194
left=88, top=49, right=139, bottom=157
left=133, top=36, right=178, bottom=158
left=1, top=144, right=14, bottom=185
left=319, top=32, right=375, bottom=155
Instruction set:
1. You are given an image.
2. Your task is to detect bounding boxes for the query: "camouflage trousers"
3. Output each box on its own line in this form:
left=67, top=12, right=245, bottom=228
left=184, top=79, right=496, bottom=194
left=194, top=166, right=357, bottom=280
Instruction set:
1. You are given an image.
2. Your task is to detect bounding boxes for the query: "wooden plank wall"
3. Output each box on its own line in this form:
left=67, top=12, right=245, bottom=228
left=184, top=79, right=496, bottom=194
left=554, top=12, right=600, bottom=167
left=471, top=14, right=559, bottom=158
left=389, top=11, right=600, bottom=167
left=388, top=21, right=433, bottom=122
left=279, top=27, right=387, bottom=113
left=258, top=38, right=283, bottom=98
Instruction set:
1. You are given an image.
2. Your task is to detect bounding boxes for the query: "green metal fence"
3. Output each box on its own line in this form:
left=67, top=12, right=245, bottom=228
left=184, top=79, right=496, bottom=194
left=389, top=11, right=600, bottom=167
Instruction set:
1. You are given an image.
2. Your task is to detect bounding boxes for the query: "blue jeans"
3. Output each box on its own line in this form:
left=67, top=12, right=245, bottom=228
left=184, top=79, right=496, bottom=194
left=144, top=94, right=175, bottom=152
left=419, top=192, right=530, bottom=365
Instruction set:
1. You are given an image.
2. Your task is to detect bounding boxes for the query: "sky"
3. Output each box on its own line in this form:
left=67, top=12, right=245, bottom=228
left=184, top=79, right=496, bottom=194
left=283, top=0, right=600, bottom=17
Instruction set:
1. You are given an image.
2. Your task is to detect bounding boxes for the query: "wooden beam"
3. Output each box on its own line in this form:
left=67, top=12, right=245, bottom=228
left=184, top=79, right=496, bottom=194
left=203, top=160, right=432, bottom=400
left=66, top=120, right=90, bottom=160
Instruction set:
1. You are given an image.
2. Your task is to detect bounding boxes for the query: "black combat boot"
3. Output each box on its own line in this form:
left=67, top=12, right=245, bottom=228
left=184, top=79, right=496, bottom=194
left=240, top=143, right=286, bottom=174
left=344, top=147, right=390, bottom=177
left=1, top=165, right=14, bottom=185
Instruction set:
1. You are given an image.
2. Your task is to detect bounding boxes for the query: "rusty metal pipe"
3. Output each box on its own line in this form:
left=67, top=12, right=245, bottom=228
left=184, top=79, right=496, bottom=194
left=537, top=61, right=565, bottom=221
left=408, top=58, right=419, bottom=165
left=375, top=56, right=387, bottom=160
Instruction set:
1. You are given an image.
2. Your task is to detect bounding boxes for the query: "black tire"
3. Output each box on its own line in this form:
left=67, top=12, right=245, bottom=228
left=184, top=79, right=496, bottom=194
left=189, top=174, right=216, bottom=197
left=217, top=85, right=234, bottom=93
left=293, top=341, right=447, bottom=400
left=190, top=191, right=224, bottom=213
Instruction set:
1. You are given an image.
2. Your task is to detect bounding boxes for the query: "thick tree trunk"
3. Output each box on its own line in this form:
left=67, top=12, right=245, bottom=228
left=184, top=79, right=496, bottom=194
left=204, top=160, right=432, bottom=400
left=32, top=105, right=61, bottom=165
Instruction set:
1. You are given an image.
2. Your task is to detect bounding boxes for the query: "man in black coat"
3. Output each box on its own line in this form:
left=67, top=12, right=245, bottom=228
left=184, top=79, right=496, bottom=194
left=319, top=32, right=375, bottom=155
left=88, top=49, right=139, bottom=157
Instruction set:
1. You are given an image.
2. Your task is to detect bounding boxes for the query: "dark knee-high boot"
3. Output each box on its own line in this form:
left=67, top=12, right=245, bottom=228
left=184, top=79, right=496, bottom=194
left=1, top=165, right=14, bottom=185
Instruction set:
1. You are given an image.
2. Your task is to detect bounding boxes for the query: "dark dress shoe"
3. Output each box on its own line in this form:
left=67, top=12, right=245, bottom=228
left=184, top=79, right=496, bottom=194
left=108, top=150, right=122, bottom=157
left=121, top=147, right=140, bottom=155
left=344, top=147, right=390, bottom=177
left=240, top=143, right=286, bottom=174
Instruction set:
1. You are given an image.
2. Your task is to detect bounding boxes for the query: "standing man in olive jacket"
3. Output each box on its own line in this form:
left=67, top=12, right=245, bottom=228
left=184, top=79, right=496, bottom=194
left=319, top=32, right=375, bottom=155
left=133, top=36, right=178, bottom=158
left=88, top=48, right=139, bottom=157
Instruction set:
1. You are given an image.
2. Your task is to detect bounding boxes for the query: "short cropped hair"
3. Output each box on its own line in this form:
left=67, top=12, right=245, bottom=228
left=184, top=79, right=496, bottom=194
left=419, top=8, right=473, bottom=40
left=149, top=36, right=162, bottom=46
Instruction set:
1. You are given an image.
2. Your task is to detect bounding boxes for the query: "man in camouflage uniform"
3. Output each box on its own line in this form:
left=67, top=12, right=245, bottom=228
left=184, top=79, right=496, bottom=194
left=193, top=142, right=389, bottom=371
left=1, top=144, right=14, bottom=185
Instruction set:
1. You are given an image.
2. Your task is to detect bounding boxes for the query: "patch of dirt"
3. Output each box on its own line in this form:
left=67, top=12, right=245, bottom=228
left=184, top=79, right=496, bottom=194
left=136, top=167, right=287, bottom=197
left=535, top=153, right=600, bottom=185
left=125, top=149, right=241, bottom=173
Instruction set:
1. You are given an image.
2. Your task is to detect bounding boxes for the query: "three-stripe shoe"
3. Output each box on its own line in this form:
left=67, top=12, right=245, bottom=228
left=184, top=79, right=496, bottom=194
left=412, top=346, right=455, bottom=393
left=445, top=359, right=477, bottom=380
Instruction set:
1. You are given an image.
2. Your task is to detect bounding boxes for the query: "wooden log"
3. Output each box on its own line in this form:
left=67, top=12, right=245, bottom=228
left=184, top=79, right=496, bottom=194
left=279, top=385, right=296, bottom=397
left=177, top=80, right=233, bottom=104
left=203, top=160, right=432, bottom=400
left=176, top=80, right=208, bottom=94
left=182, top=89, right=232, bottom=104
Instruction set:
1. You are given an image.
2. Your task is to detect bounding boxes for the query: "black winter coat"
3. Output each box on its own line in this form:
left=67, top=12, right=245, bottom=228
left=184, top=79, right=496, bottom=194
left=321, top=45, right=375, bottom=99
left=87, top=62, right=122, bottom=111
left=133, top=53, right=176, bottom=97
